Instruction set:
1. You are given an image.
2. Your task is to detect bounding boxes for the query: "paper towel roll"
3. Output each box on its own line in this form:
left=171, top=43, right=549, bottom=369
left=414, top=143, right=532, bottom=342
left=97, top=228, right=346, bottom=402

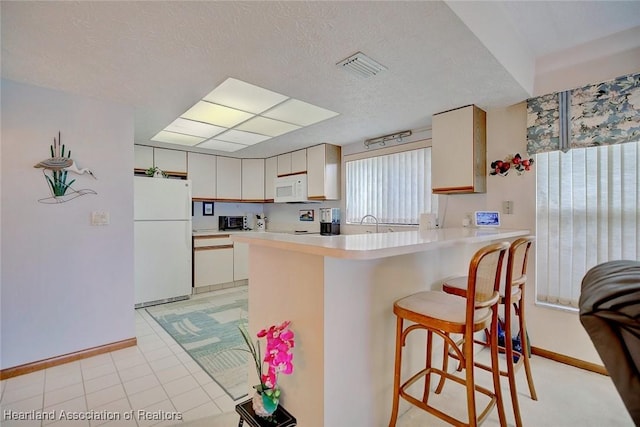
left=419, top=213, right=437, bottom=231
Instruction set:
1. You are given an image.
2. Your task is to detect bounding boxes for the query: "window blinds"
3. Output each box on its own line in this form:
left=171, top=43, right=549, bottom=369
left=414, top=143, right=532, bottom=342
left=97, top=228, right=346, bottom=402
left=345, top=148, right=435, bottom=225
left=536, top=140, right=640, bottom=307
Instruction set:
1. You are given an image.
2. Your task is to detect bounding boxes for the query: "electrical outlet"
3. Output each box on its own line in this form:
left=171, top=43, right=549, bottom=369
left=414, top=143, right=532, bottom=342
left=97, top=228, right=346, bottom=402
left=503, top=201, right=514, bottom=215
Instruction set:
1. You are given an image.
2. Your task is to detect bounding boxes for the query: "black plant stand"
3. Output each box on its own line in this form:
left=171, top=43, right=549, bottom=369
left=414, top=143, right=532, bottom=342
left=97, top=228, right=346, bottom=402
left=235, top=397, right=297, bottom=427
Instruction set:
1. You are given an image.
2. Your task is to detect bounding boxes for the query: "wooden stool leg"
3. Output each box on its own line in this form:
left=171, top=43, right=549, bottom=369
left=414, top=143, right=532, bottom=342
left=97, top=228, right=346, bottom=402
left=505, top=301, right=523, bottom=427
left=463, top=332, right=478, bottom=426
left=518, top=298, right=538, bottom=400
left=490, top=309, right=507, bottom=427
left=435, top=333, right=449, bottom=394
left=423, top=330, right=434, bottom=402
left=389, top=316, right=404, bottom=427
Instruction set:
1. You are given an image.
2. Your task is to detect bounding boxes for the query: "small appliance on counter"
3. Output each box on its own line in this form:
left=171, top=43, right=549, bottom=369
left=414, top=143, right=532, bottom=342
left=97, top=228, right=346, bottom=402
left=219, top=215, right=247, bottom=231
left=255, top=214, right=266, bottom=231
left=319, top=208, right=340, bottom=235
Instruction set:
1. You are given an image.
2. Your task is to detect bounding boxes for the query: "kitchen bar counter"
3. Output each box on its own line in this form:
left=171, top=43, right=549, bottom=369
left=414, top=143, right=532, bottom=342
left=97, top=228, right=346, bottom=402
left=232, top=228, right=528, bottom=260
left=233, top=227, right=529, bottom=427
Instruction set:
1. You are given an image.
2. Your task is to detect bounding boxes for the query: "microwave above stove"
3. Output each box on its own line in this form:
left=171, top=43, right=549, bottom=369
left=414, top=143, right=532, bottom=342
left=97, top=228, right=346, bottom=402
left=219, top=215, right=247, bottom=231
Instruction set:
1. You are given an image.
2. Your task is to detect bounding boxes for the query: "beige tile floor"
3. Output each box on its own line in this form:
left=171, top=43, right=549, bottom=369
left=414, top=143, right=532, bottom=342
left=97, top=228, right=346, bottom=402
left=1, top=286, right=634, bottom=427
left=0, top=288, right=246, bottom=427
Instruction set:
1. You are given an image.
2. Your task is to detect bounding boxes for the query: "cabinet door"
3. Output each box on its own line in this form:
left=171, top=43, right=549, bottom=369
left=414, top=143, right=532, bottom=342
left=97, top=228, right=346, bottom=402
left=154, top=148, right=187, bottom=174
left=188, top=152, right=216, bottom=199
left=194, top=247, right=234, bottom=287
left=134, top=145, right=154, bottom=170
left=241, top=159, right=265, bottom=201
left=307, top=144, right=341, bottom=200
left=216, top=156, right=242, bottom=200
left=291, top=149, right=307, bottom=174
left=277, top=153, right=291, bottom=176
left=264, top=156, right=278, bottom=200
left=431, top=105, right=485, bottom=194
left=233, top=242, right=249, bottom=281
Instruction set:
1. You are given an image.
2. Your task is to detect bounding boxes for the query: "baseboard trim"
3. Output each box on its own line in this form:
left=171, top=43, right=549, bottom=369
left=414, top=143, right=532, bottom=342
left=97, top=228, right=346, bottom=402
left=531, top=346, right=608, bottom=376
left=0, top=337, right=137, bottom=380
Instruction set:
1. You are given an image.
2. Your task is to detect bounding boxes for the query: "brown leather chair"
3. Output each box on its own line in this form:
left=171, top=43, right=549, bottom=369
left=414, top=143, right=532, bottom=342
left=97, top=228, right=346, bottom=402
left=579, top=260, right=640, bottom=425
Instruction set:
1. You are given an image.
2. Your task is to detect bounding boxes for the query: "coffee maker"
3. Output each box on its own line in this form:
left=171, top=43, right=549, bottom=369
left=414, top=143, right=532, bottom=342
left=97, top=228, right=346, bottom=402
left=319, top=208, right=340, bottom=235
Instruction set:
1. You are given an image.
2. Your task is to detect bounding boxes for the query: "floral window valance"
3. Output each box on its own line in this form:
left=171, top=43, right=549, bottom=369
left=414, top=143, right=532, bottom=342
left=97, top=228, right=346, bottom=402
left=527, top=72, right=640, bottom=155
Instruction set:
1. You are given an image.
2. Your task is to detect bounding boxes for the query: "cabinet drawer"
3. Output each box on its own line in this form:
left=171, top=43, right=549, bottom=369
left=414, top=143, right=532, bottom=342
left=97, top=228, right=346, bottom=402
left=193, top=235, right=233, bottom=248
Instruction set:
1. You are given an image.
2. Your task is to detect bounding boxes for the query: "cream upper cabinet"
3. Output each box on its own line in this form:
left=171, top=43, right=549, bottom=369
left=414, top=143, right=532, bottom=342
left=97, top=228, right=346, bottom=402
left=264, top=156, right=278, bottom=200
left=307, top=144, right=341, bottom=200
left=134, top=145, right=154, bottom=170
left=154, top=148, right=187, bottom=174
left=277, top=149, right=307, bottom=176
left=431, top=105, right=486, bottom=194
left=187, top=152, right=216, bottom=199
left=216, top=156, right=242, bottom=200
left=291, top=149, right=307, bottom=174
left=277, top=153, right=291, bottom=176
left=241, top=158, right=265, bottom=201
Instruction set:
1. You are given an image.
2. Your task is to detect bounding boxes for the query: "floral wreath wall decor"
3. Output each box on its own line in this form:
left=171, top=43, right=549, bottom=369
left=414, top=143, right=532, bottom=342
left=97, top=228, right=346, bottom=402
left=34, top=131, right=97, bottom=203
left=490, top=153, right=534, bottom=177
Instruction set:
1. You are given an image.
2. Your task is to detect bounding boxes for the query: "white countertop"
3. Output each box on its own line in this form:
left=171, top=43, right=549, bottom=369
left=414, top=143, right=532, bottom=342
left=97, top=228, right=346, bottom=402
left=231, top=227, right=530, bottom=260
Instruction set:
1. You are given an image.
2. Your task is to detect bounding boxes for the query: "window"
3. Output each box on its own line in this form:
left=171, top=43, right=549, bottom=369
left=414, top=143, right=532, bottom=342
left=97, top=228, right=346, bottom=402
left=345, top=144, right=437, bottom=225
left=536, top=140, right=640, bottom=308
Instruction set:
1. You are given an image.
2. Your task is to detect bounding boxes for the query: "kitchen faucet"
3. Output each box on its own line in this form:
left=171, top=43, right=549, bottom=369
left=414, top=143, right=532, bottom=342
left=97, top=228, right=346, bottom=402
left=360, top=214, right=379, bottom=233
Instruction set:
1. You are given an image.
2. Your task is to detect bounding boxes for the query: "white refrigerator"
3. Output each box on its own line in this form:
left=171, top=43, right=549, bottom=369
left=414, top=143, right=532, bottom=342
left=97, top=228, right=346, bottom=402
left=134, top=177, right=192, bottom=306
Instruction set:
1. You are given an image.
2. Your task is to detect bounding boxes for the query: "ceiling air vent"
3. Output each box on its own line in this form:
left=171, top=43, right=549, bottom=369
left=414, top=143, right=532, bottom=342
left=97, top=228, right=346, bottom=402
left=336, top=52, right=387, bottom=78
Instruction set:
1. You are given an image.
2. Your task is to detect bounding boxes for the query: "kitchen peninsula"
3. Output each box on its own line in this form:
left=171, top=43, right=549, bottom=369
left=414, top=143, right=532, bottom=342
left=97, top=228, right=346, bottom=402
left=232, top=228, right=529, bottom=427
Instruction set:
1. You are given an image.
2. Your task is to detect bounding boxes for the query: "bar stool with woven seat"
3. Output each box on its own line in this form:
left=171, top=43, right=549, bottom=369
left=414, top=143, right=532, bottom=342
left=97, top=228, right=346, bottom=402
left=388, top=242, right=509, bottom=427
left=441, top=236, right=537, bottom=427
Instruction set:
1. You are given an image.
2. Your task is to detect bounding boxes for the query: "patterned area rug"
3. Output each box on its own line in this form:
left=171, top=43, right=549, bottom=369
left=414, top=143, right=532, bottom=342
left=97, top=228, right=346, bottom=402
left=146, top=287, right=248, bottom=400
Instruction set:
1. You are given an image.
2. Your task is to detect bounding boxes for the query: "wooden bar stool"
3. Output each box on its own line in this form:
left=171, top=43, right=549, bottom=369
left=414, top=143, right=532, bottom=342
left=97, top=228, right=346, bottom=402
left=441, top=236, right=537, bottom=427
left=389, top=242, right=509, bottom=427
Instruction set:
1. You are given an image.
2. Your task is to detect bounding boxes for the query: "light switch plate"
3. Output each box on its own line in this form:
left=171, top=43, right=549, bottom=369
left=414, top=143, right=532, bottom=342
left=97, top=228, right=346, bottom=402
left=91, top=211, right=110, bottom=225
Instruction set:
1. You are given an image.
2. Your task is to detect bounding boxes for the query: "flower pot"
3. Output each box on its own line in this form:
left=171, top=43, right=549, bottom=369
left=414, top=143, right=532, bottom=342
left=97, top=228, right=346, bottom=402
left=252, top=389, right=279, bottom=418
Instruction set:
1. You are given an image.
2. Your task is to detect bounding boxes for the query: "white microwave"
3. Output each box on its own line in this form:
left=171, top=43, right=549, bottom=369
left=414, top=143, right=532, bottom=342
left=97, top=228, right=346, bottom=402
left=274, top=174, right=308, bottom=203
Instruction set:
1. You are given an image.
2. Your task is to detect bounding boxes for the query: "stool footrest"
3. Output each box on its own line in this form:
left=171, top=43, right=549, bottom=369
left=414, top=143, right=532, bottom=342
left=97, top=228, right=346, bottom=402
left=399, top=367, right=498, bottom=426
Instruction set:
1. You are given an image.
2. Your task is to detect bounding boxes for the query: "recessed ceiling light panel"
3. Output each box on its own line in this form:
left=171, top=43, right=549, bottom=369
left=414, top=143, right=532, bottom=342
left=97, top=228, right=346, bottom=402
left=263, top=99, right=339, bottom=126
left=236, top=116, right=301, bottom=137
left=204, top=78, right=289, bottom=114
left=151, top=130, right=206, bottom=146
left=197, top=139, right=247, bottom=152
left=181, top=101, right=253, bottom=128
left=165, top=118, right=226, bottom=138
left=153, top=77, right=340, bottom=152
left=215, top=129, right=271, bottom=146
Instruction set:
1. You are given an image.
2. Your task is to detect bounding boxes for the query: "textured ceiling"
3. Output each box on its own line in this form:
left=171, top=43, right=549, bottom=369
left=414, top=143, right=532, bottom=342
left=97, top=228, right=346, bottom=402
left=2, top=1, right=640, bottom=158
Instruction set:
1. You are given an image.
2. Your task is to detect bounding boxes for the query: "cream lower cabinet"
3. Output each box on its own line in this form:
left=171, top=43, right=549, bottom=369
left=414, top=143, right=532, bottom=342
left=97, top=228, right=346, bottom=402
left=233, top=242, right=249, bottom=281
left=193, top=236, right=234, bottom=288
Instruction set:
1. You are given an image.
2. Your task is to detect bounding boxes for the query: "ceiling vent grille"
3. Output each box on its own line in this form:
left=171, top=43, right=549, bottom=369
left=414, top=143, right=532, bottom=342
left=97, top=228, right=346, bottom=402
left=336, top=52, right=387, bottom=78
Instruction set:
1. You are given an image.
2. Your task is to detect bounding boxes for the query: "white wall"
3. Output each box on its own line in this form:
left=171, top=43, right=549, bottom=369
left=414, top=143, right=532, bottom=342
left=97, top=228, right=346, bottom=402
left=1, top=80, right=135, bottom=369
